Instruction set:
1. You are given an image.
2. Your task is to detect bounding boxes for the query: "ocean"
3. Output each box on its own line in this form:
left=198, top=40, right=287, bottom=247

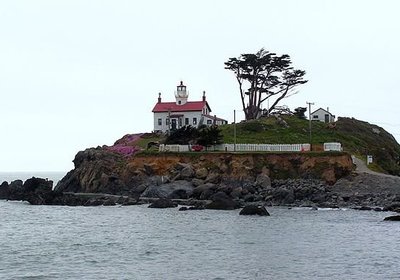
left=1, top=173, right=399, bottom=279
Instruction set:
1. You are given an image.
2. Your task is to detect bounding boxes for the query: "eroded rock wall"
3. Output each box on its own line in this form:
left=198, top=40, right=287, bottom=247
left=55, top=148, right=353, bottom=195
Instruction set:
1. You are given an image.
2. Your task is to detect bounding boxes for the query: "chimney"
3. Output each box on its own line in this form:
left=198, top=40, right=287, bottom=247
left=158, top=92, right=162, bottom=103
left=327, top=107, right=329, bottom=112
left=202, top=91, right=206, bottom=102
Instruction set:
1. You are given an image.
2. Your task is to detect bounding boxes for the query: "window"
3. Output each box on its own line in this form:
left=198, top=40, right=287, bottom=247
left=185, top=118, right=189, bottom=125
left=158, top=118, right=162, bottom=126
left=179, top=118, right=182, bottom=126
left=178, top=100, right=181, bottom=105
left=193, top=118, right=197, bottom=125
left=313, top=115, right=319, bottom=119
left=207, top=120, right=212, bottom=125
left=166, top=118, right=170, bottom=125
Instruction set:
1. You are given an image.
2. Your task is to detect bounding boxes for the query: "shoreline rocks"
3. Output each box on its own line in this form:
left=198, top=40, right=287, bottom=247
left=2, top=170, right=400, bottom=212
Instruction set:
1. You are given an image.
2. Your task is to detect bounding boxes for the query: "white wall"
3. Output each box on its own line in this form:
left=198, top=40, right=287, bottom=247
left=153, top=111, right=204, bottom=132
left=311, top=109, right=335, bottom=123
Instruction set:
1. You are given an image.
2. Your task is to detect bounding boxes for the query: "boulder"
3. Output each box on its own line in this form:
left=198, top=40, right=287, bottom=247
left=130, top=183, right=148, bottom=195
left=384, top=215, right=400, bottom=221
left=272, top=187, right=295, bottom=204
left=217, top=185, right=233, bottom=195
left=204, top=173, right=221, bottom=184
left=103, top=199, right=117, bottom=206
left=0, top=181, right=10, bottom=199
left=383, top=203, right=400, bottom=212
left=180, top=165, right=195, bottom=179
left=141, top=180, right=193, bottom=198
left=255, top=174, right=271, bottom=189
left=84, top=198, right=104, bottom=206
left=239, top=205, right=270, bottom=216
left=192, top=183, right=217, bottom=199
left=205, top=191, right=239, bottom=210
left=122, top=198, right=139, bottom=206
left=195, top=168, right=209, bottom=179
left=19, top=177, right=54, bottom=205
left=191, top=178, right=204, bottom=187
left=168, top=189, right=188, bottom=199
left=148, top=198, right=177, bottom=208
left=230, top=187, right=243, bottom=199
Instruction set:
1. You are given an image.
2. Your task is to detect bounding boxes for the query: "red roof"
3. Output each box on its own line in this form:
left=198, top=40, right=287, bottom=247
left=152, top=101, right=211, bottom=113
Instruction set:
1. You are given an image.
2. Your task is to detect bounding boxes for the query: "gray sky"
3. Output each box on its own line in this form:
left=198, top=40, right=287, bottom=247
left=1, top=0, right=399, bottom=172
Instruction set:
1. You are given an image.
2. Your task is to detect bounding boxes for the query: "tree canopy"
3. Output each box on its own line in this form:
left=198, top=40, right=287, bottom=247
left=225, top=48, right=308, bottom=120
left=165, top=125, right=223, bottom=148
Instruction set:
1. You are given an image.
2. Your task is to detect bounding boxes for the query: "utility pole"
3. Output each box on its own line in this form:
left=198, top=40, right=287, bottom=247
left=233, top=109, right=237, bottom=152
left=306, top=102, right=314, bottom=148
left=167, top=109, right=171, bottom=136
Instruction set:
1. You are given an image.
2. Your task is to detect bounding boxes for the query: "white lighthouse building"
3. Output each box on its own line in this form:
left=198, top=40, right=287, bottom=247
left=152, top=81, right=227, bottom=133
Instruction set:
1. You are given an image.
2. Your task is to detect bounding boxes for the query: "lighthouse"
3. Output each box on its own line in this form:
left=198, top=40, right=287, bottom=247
left=175, top=81, right=188, bottom=105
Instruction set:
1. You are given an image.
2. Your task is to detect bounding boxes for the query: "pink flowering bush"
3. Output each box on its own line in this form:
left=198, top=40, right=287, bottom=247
left=105, top=133, right=143, bottom=157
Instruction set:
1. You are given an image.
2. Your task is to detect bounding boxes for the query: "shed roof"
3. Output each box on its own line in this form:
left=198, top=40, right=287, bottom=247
left=311, top=107, right=334, bottom=116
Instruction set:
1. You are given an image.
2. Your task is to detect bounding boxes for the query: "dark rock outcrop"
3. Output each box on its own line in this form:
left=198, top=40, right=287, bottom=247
left=384, top=215, right=400, bottom=221
left=148, top=198, right=177, bottom=208
left=54, top=147, right=129, bottom=194
left=239, top=205, right=270, bottom=216
left=141, top=180, right=193, bottom=198
left=0, top=177, right=54, bottom=205
left=205, top=192, right=240, bottom=210
left=192, top=183, right=217, bottom=199
left=383, top=203, right=400, bottom=212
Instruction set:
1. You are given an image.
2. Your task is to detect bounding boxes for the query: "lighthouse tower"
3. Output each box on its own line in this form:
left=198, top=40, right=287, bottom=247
left=175, top=81, right=188, bottom=105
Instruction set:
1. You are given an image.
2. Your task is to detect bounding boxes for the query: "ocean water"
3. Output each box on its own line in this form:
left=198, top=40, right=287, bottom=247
left=1, top=201, right=399, bottom=279
left=1, top=173, right=400, bottom=279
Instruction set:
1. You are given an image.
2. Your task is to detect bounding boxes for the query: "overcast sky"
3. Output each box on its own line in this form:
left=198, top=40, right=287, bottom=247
left=1, top=0, right=399, bottom=172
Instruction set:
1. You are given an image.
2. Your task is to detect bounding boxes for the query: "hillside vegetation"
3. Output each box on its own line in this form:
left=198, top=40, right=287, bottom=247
left=219, top=116, right=400, bottom=176
left=109, top=116, right=400, bottom=176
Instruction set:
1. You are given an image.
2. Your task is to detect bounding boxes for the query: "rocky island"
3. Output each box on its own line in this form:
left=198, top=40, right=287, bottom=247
left=1, top=116, right=400, bottom=212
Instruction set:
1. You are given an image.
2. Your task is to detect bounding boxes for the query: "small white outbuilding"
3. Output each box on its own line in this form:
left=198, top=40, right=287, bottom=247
left=310, top=108, right=335, bottom=123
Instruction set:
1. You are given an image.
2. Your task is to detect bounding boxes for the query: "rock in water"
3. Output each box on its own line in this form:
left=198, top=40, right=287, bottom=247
left=148, top=198, right=177, bottom=208
left=384, top=215, right=400, bottom=221
left=205, top=191, right=239, bottom=210
left=239, top=205, right=270, bottom=216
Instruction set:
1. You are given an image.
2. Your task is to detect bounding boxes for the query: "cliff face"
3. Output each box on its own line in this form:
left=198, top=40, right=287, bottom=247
left=55, top=148, right=353, bottom=194
left=126, top=153, right=352, bottom=183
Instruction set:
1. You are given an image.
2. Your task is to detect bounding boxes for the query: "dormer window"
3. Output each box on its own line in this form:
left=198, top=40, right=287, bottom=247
left=178, top=100, right=181, bottom=105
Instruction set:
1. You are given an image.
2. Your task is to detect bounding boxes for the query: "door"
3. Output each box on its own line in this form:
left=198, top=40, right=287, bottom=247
left=171, top=119, right=177, bottom=130
left=324, top=114, right=329, bottom=123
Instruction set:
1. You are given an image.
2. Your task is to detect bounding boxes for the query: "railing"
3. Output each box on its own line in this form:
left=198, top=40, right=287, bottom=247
left=159, top=143, right=311, bottom=152
left=158, top=144, right=190, bottom=152
left=323, top=142, right=342, bottom=151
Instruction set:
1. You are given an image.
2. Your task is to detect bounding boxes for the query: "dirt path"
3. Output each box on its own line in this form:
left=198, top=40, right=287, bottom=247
left=352, top=156, right=398, bottom=179
left=330, top=156, right=400, bottom=196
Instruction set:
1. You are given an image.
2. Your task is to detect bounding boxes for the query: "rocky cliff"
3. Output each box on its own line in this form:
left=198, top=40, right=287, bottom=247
left=54, top=147, right=353, bottom=196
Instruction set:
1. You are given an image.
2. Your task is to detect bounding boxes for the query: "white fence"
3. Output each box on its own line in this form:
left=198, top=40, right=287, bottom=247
left=159, top=142, right=343, bottom=152
left=323, top=142, right=342, bottom=151
left=159, top=143, right=311, bottom=152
